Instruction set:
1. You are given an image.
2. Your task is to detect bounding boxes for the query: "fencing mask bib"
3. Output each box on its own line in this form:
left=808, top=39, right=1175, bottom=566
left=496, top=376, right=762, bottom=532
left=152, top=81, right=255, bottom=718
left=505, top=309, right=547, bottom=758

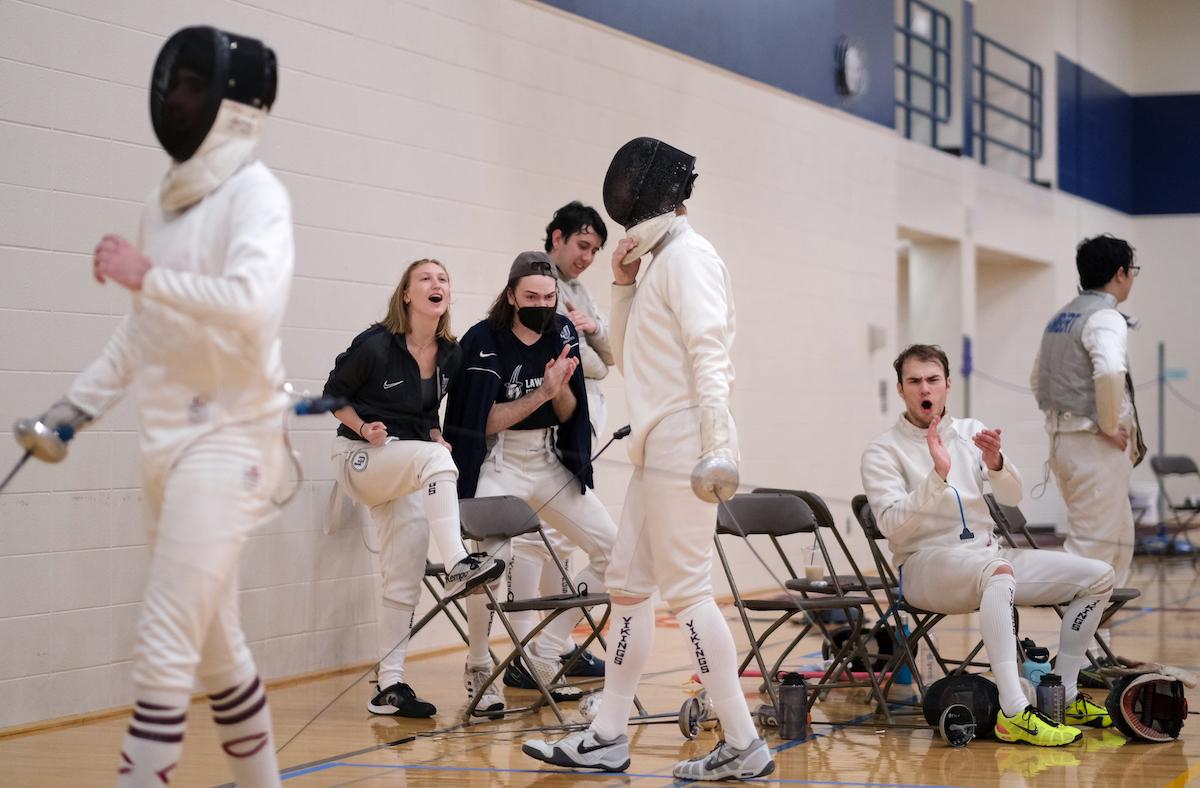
left=1106, top=672, right=1187, bottom=742
left=150, top=26, right=277, bottom=210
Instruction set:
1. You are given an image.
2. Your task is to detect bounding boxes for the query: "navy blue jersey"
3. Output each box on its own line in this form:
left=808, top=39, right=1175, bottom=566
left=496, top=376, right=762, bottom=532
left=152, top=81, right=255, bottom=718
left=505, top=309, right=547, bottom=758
left=445, top=315, right=591, bottom=498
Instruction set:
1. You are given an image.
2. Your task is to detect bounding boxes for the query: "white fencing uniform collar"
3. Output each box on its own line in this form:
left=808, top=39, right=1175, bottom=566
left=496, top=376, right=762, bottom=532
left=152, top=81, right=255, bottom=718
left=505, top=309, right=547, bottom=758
left=160, top=99, right=266, bottom=212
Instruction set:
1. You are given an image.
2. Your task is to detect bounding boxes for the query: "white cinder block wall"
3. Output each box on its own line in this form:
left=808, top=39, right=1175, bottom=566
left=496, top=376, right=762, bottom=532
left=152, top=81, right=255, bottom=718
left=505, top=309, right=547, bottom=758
left=1, top=0, right=1197, bottom=727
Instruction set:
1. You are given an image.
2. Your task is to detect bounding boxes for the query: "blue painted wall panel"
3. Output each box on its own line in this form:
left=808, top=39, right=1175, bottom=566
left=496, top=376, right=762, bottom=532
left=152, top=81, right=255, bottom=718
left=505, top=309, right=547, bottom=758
left=536, top=0, right=895, bottom=127
left=1133, top=94, right=1200, bottom=215
left=1058, top=55, right=1198, bottom=215
left=961, top=0, right=974, bottom=158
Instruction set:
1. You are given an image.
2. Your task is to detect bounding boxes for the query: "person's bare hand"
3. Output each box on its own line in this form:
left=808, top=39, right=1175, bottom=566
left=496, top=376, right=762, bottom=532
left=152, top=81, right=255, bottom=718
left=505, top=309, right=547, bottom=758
left=565, top=302, right=597, bottom=334
left=611, top=237, right=641, bottom=285
left=927, top=413, right=951, bottom=480
left=973, top=428, right=1004, bottom=471
left=540, top=345, right=575, bottom=399
left=93, top=234, right=150, bottom=290
left=1103, top=426, right=1130, bottom=452
left=430, top=428, right=452, bottom=452
left=360, top=421, right=388, bottom=447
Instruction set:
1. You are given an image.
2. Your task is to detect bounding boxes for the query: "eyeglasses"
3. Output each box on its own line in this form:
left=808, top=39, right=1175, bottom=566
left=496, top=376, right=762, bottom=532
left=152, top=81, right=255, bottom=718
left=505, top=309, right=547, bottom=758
left=1127, top=265, right=1141, bottom=278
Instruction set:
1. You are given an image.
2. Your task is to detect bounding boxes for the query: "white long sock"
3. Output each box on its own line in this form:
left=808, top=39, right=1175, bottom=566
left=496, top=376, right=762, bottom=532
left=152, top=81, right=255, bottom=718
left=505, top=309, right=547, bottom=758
left=536, top=552, right=571, bottom=657
left=979, top=572, right=1026, bottom=717
left=378, top=602, right=416, bottom=689
left=1057, top=592, right=1107, bottom=703
left=422, top=475, right=468, bottom=568
left=675, top=598, right=758, bottom=750
left=117, top=688, right=189, bottom=787
left=208, top=675, right=280, bottom=787
left=507, top=546, right=543, bottom=655
left=591, top=597, right=655, bottom=741
left=532, top=564, right=604, bottom=660
left=465, top=592, right=494, bottom=669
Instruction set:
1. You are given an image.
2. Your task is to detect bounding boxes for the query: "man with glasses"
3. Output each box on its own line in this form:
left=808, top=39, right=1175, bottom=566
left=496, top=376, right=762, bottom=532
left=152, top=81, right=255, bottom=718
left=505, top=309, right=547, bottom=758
left=1031, top=234, right=1146, bottom=654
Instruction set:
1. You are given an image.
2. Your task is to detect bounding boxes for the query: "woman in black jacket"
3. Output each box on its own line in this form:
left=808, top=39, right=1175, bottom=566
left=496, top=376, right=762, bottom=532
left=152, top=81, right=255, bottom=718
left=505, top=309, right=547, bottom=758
left=323, top=258, right=503, bottom=718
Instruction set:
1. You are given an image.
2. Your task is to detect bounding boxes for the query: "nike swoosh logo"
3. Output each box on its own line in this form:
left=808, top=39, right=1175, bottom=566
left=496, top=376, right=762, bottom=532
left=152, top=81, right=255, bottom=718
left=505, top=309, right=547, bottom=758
left=706, top=754, right=739, bottom=769
left=382, top=380, right=403, bottom=389
left=1015, top=723, right=1039, bottom=735
left=479, top=352, right=497, bottom=358
left=576, top=740, right=618, bottom=754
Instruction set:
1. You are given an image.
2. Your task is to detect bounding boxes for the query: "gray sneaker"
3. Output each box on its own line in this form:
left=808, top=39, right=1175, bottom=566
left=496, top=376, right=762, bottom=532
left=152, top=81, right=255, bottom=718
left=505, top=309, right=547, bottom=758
left=672, top=737, right=775, bottom=781
left=522, top=728, right=630, bottom=772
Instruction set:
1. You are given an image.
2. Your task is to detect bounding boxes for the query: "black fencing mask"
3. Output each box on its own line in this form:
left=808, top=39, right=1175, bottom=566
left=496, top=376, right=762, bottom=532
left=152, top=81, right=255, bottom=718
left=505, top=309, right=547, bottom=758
left=150, top=26, right=277, bottom=162
left=603, top=137, right=697, bottom=230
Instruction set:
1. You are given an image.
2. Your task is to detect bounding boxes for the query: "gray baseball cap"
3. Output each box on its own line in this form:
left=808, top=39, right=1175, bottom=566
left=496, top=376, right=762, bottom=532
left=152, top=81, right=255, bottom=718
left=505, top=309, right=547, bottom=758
left=508, top=250, right=558, bottom=282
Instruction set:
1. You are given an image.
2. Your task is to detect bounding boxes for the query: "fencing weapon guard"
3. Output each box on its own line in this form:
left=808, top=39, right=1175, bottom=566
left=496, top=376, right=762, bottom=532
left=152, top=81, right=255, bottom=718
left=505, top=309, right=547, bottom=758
left=939, top=704, right=976, bottom=747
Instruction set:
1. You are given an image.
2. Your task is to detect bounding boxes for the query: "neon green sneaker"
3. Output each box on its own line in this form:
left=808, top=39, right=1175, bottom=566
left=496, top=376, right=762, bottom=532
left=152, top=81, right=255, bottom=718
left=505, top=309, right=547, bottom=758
left=1065, top=693, right=1112, bottom=728
left=995, top=707, right=1083, bottom=747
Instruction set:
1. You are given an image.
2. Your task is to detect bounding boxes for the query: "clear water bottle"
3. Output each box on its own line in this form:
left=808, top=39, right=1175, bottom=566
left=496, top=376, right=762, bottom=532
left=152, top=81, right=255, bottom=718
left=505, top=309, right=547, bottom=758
left=777, top=672, right=809, bottom=740
left=1035, top=673, right=1065, bottom=724
left=920, top=632, right=940, bottom=685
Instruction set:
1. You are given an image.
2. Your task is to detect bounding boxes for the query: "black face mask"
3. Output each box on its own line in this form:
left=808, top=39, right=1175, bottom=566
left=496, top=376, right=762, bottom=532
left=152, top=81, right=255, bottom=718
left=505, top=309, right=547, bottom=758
left=517, top=306, right=556, bottom=334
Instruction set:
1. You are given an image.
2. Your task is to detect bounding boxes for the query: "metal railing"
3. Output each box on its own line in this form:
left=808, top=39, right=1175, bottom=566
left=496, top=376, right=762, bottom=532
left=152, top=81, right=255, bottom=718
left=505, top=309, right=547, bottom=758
left=973, top=32, right=1044, bottom=183
left=895, top=0, right=952, bottom=147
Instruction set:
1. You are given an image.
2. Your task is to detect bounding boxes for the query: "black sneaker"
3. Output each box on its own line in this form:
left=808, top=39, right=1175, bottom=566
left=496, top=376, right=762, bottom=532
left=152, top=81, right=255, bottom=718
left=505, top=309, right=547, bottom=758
left=503, top=658, right=581, bottom=701
left=560, top=645, right=605, bottom=678
left=444, top=552, right=504, bottom=598
left=367, top=682, right=436, bottom=718
left=504, top=659, right=538, bottom=690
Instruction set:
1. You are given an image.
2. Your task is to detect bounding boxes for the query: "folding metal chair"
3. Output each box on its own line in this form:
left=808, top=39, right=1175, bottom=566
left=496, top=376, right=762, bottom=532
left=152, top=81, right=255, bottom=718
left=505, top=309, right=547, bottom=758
left=849, top=495, right=992, bottom=703
left=755, top=488, right=901, bottom=670
left=457, top=495, right=611, bottom=723
left=1150, top=455, right=1200, bottom=558
left=983, top=494, right=1142, bottom=664
left=713, top=492, right=891, bottom=722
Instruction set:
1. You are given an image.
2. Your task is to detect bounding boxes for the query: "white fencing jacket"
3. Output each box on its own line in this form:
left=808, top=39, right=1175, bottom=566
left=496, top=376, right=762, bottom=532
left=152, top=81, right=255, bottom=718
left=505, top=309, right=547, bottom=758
left=609, top=215, right=735, bottom=466
left=66, top=161, right=294, bottom=478
left=860, top=414, right=1022, bottom=568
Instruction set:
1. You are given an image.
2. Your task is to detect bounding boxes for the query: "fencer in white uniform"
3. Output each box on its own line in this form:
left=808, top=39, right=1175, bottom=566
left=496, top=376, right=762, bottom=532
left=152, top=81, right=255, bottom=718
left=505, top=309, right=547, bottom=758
left=505, top=202, right=614, bottom=690
left=1032, top=234, right=1145, bottom=651
left=31, top=27, right=289, bottom=787
left=322, top=259, right=504, bottom=719
left=524, top=138, right=775, bottom=781
left=445, top=251, right=617, bottom=713
left=862, top=345, right=1115, bottom=746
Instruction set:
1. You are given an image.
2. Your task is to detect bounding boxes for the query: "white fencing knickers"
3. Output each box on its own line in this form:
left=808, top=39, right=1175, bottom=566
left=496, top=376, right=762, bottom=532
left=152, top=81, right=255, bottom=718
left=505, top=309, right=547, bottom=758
left=133, top=423, right=285, bottom=696
left=1049, top=431, right=1136, bottom=589
left=607, top=408, right=737, bottom=611
left=474, top=428, right=616, bottom=659
left=330, top=436, right=460, bottom=608
left=504, top=384, right=609, bottom=656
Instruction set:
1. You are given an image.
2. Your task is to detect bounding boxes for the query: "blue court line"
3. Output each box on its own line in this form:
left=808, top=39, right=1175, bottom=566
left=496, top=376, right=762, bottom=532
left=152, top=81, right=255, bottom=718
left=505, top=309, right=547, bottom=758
left=283, top=760, right=959, bottom=786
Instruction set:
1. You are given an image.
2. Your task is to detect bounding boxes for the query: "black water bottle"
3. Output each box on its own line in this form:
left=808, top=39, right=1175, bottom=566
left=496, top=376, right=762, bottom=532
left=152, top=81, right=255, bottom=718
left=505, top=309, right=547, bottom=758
left=1035, top=673, right=1065, bottom=725
left=777, top=672, right=809, bottom=740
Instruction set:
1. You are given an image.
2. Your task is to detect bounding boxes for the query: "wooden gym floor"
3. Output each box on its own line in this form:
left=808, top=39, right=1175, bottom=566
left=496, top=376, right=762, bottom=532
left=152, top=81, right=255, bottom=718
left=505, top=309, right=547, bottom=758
left=2, top=558, right=1198, bottom=787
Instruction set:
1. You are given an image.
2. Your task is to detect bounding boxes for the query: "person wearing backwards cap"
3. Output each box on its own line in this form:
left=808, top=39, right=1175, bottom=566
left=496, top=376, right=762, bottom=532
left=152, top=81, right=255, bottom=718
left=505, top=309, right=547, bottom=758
left=445, top=251, right=617, bottom=717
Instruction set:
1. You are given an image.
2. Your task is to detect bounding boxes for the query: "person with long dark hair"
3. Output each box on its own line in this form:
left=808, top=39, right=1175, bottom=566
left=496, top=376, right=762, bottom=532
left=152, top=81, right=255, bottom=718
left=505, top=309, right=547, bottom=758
left=445, top=251, right=617, bottom=714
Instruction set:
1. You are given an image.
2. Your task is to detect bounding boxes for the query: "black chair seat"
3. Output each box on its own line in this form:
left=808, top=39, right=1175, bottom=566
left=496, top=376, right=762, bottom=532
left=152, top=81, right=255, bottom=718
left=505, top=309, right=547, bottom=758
left=785, top=576, right=893, bottom=593
left=743, top=594, right=874, bottom=612
left=494, top=592, right=609, bottom=613
left=1111, top=587, right=1140, bottom=603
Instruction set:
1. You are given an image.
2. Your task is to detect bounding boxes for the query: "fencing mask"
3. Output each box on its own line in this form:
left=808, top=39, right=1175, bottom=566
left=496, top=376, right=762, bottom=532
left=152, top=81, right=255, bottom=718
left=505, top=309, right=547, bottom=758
left=602, top=137, right=697, bottom=230
left=1105, top=672, right=1187, bottom=742
left=150, top=26, right=277, bottom=163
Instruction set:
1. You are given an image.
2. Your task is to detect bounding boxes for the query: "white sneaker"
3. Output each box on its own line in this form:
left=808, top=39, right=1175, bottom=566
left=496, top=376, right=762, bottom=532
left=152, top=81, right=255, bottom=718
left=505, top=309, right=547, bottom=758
left=444, top=552, right=504, bottom=599
left=463, top=663, right=505, bottom=718
left=672, top=737, right=775, bottom=781
left=523, top=728, right=630, bottom=772
left=527, top=654, right=582, bottom=701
